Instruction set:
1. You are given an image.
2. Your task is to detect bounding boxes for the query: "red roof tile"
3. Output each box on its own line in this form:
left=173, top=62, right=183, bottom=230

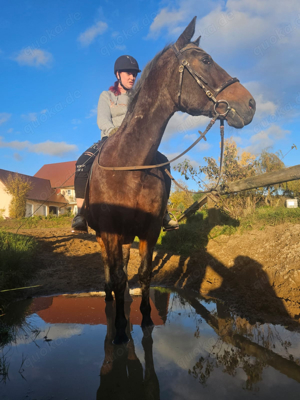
left=34, top=161, right=76, bottom=188
left=0, top=169, right=68, bottom=204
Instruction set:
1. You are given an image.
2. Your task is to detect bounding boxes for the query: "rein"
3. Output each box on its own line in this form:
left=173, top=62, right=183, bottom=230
left=97, top=44, right=239, bottom=191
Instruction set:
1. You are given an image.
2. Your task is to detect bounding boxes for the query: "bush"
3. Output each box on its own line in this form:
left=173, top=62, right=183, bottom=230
left=5, top=174, right=32, bottom=218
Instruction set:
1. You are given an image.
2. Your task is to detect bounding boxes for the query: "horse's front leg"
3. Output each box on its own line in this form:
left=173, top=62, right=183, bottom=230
left=97, top=233, right=128, bottom=344
left=138, top=238, right=156, bottom=328
left=142, top=325, right=160, bottom=399
left=96, top=235, right=113, bottom=302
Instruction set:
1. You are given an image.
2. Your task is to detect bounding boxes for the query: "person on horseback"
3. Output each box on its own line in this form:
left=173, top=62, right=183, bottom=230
left=71, top=55, right=179, bottom=233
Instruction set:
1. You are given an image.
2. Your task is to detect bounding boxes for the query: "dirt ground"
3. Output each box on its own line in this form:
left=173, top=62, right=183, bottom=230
left=17, top=223, right=300, bottom=329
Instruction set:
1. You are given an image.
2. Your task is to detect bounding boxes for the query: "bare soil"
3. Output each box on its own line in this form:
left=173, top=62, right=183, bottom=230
left=16, top=223, right=300, bottom=329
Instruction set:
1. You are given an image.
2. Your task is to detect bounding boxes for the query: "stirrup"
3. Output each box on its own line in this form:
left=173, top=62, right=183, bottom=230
left=163, top=211, right=179, bottom=231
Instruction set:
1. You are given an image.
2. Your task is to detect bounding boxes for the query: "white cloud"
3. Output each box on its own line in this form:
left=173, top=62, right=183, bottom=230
left=147, top=7, right=189, bottom=39
left=166, top=151, right=200, bottom=169
left=115, top=45, right=126, bottom=51
left=22, top=112, right=38, bottom=122
left=163, top=112, right=208, bottom=142
left=71, top=118, right=81, bottom=125
left=13, top=48, right=53, bottom=67
left=7, top=128, right=13, bottom=133
left=243, top=81, right=278, bottom=119
left=148, top=0, right=300, bottom=53
left=244, top=124, right=290, bottom=154
left=86, top=106, right=97, bottom=119
left=0, top=137, right=78, bottom=157
left=13, top=152, right=22, bottom=162
left=29, top=141, right=78, bottom=156
left=183, top=133, right=211, bottom=152
left=0, top=112, right=12, bottom=125
left=78, top=21, right=108, bottom=46
left=230, top=135, right=242, bottom=144
left=21, top=110, right=49, bottom=122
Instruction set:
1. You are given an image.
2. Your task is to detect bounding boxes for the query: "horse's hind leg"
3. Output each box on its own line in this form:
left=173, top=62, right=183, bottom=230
left=138, top=239, right=155, bottom=328
left=122, top=243, right=132, bottom=302
left=97, top=235, right=113, bottom=302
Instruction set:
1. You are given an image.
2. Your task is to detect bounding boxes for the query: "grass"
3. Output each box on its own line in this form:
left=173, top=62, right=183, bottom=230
left=154, top=209, right=239, bottom=256
left=153, top=206, right=300, bottom=256
left=0, top=213, right=73, bottom=231
left=0, top=230, right=37, bottom=312
left=240, top=206, right=300, bottom=232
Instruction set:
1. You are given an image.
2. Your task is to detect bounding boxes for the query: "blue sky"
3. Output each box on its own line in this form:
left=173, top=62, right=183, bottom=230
left=1, top=0, right=299, bottom=189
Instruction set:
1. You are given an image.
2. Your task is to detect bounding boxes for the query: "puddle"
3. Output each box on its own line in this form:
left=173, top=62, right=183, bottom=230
left=1, top=288, right=300, bottom=399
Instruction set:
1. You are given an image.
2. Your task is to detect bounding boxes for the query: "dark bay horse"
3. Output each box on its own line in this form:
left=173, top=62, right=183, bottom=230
left=87, top=16, right=256, bottom=343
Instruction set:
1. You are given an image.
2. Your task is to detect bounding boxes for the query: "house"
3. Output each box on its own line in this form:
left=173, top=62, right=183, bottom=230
left=0, top=168, right=69, bottom=218
left=34, top=161, right=77, bottom=213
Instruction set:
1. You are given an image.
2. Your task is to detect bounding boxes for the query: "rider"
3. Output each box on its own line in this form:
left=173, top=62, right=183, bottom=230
left=71, top=55, right=179, bottom=233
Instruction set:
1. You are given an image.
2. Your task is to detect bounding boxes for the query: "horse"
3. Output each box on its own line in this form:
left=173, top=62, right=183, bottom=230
left=87, top=16, right=256, bottom=344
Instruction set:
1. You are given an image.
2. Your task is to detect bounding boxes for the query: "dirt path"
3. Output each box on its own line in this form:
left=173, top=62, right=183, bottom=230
left=18, top=223, right=300, bottom=329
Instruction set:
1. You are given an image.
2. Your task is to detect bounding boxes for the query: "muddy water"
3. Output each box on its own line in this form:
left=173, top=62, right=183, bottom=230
left=1, top=288, right=300, bottom=400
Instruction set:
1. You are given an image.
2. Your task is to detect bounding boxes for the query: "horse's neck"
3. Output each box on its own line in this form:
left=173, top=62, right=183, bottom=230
left=116, top=88, right=176, bottom=165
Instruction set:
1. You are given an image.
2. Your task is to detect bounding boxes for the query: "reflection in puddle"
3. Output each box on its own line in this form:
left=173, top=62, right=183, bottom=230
left=1, top=288, right=300, bottom=399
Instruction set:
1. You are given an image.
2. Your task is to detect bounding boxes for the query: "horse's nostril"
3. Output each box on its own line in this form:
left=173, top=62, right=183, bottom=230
left=249, top=98, right=256, bottom=111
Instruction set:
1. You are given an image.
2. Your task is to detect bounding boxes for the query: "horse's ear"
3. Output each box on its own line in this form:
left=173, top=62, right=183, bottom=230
left=175, top=16, right=197, bottom=50
left=192, top=35, right=201, bottom=47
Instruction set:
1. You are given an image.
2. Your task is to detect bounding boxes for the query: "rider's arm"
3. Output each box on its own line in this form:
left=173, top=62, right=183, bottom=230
left=97, top=91, right=115, bottom=138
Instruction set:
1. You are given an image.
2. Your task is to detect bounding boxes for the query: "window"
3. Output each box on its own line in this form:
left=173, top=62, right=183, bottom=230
left=49, top=206, right=58, bottom=215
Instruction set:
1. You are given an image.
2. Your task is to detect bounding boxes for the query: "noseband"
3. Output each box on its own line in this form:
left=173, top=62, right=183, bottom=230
left=172, top=44, right=239, bottom=118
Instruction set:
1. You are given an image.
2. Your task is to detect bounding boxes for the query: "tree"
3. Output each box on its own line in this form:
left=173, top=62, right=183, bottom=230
left=169, top=181, right=195, bottom=214
left=5, top=174, right=32, bottom=218
left=257, top=150, right=285, bottom=205
left=174, top=139, right=260, bottom=218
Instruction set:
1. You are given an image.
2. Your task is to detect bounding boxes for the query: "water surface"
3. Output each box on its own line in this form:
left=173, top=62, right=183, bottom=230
left=1, top=288, right=300, bottom=399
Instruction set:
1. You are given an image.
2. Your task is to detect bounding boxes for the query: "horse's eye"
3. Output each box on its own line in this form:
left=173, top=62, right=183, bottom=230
left=202, top=56, right=212, bottom=65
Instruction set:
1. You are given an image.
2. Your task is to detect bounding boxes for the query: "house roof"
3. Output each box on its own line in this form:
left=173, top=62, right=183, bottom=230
left=0, top=169, right=68, bottom=204
left=30, top=295, right=165, bottom=326
left=34, top=161, right=76, bottom=188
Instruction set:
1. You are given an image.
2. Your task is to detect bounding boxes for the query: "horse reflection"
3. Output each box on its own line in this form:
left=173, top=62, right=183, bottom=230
left=97, top=301, right=159, bottom=400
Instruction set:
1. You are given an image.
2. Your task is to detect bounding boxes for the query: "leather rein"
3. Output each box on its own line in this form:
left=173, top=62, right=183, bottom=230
left=97, top=44, right=239, bottom=178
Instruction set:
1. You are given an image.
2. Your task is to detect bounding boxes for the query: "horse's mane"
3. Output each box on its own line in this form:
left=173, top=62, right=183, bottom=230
left=127, top=44, right=172, bottom=113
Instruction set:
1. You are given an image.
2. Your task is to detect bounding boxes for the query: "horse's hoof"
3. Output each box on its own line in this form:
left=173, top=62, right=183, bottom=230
left=113, top=333, right=129, bottom=345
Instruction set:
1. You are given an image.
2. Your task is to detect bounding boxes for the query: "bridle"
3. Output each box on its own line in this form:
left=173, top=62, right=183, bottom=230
left=172, top=44, right=239, bottom=119
left=97, top=43, right=241, bottom=179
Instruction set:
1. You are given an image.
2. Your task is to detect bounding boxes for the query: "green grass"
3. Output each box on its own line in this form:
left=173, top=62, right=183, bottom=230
left=0, top=213, right=73, bottom=230
left=153, top=206, right=300, bottom=256
left=0, top=230, right=37, bottom=311
left=240, top=206, right=300, bottom=232
left=154, top=209, right=239, bottom=256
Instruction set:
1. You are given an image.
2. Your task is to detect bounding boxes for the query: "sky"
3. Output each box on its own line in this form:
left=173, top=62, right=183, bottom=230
left=0, top=0, right=300, bottom=189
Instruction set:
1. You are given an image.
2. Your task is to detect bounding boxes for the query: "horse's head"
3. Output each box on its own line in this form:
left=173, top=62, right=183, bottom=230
left=169, top=17, right=255, bottom=128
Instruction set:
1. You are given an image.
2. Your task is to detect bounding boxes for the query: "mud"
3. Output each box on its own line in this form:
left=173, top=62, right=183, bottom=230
left=17, top=223, right=300, bottom=329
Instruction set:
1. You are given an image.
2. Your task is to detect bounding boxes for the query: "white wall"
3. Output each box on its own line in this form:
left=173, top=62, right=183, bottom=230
left=0, top=181, right=12, bottom=218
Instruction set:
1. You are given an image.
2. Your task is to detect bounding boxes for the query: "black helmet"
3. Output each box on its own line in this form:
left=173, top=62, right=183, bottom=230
left=114, top=55, right=141, bottom=74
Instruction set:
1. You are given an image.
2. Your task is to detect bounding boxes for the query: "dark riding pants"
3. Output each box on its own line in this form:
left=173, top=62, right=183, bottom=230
left=74, top=139, right=171, bottom=199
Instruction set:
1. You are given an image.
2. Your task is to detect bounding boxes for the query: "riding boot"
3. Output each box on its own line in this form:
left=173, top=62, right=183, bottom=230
left=162, top=211, right=179, bottom=231
left=71, top=210, right=88, bottom=233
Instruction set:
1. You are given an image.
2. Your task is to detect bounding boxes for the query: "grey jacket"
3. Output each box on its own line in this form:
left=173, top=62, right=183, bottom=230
left=97, top=90, right=130, bottom=138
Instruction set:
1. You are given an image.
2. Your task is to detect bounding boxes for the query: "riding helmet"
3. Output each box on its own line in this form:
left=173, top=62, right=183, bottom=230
left=114, top=55, right=141, bottom=74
